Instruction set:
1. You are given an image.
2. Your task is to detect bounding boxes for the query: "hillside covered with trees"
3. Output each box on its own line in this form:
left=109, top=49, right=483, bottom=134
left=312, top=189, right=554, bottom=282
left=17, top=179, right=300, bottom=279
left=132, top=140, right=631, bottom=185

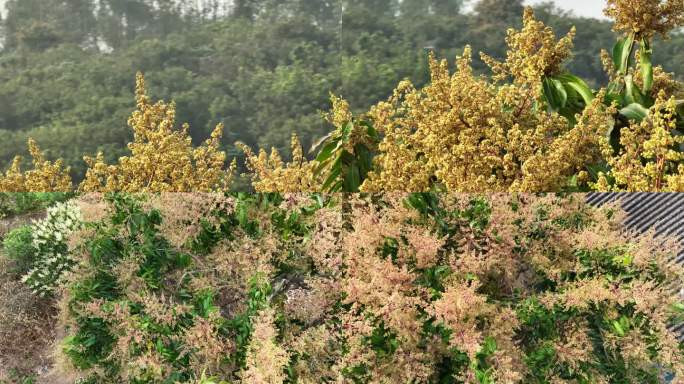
left=1, top=0, right=683, bottom=181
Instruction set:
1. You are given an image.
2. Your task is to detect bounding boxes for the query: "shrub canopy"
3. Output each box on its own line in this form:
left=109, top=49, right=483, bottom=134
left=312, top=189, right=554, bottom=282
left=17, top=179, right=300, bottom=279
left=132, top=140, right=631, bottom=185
left=50, top=193, right=684, bottom=383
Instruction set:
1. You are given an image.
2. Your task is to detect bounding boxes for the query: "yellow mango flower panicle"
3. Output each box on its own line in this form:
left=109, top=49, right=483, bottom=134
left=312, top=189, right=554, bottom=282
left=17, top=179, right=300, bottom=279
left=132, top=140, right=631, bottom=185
left=597, top=1, right=684, bottom=193
left=312, top=6, right=684, bottom=193
left=597, top=92, right=684, bottom=191
left=601, top=0, right=683, bottom=113
left=481, top=7, right=576, bottom=90
left=0, top=138, right=73, bottom=192
left=605, top=0, right=684, bottom=39
left=516, top=90, right=617, bottom=192
left=357, top=10, right=612, bottom=193
left=238, top=133, right=322, bottom=193
left=80, top=73, right=235, bottom=192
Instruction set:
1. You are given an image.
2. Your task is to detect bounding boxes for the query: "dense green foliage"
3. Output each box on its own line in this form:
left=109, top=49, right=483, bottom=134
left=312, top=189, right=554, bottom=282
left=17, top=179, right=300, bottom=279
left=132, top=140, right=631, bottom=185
left=1, top=0, right=682, bottom=181
left=1, top=225, right=34, bottom=275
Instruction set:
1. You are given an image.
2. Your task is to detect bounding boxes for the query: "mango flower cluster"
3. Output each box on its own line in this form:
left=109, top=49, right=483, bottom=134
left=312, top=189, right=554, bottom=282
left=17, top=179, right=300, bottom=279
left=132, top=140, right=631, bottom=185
left=80, top=73, right=236, bottom=192
left=0, top=74, right=237, bottom=193
left=481, top=8, right=575, bottom=89
left=244, top=6, right=684, bottom=194
left=0, top=139, right=72, bottom=192
left=357, top=10, right=614, bottom=192
left=597, top=92, right=684, bottom=191
left=605, top=0, right=684, bottom=38
left=238, top=134, right=321, bottom=192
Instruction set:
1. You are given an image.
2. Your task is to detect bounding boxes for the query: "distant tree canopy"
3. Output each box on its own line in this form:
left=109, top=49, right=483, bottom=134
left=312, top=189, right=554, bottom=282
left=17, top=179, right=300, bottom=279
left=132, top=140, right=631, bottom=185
left=0, top=0, right=682, bottom=181
left=3, top=0, right=98, bottom=49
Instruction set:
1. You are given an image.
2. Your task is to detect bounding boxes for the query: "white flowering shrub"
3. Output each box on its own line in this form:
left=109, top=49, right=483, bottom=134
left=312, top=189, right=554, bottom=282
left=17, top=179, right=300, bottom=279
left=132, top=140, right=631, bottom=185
left=21, top=200, right=82, bottom=296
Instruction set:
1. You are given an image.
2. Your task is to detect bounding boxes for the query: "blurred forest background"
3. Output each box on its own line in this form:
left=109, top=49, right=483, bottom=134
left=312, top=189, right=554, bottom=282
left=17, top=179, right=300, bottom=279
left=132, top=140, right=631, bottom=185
left=0, top=0, right=683, bottom=180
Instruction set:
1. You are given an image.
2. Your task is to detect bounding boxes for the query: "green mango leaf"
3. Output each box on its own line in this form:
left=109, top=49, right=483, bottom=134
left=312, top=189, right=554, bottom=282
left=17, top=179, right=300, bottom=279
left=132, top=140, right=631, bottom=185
left=612, top=35, right=634, bottom=74
left=354, top=143, right=373, bottom=177
left=612, top=38, right=625, bottom=70
left=308, top=131, right=334, bottom=155
left=586, top=163, right=612, bottom=182
left=557, top=73, right=595, bottom=104
left=315, top=140, right=338, bottom=164
left=640, top=38, right=653, bottom=94
left=321, top=158, right=342, bottom=191
left=360, top=120, right=379, bottom=140
left=552, top=79, right=568, bottom=108
left=340, top=121, right=353, bottom=143
left=406, top=193, right=427, bottom=212
left=620, top=103, right=649, bottom=122
left=481, top=336, right=497, bottom=356
left=606, top=81, right=621, bottom=97
left=612, top=320, right=625, bottom=336
left=624, top=74, right=645, bottom=105
left=326, top=180, right=343, bottom=193
left=339, top=150, right=356, bottom=166
left=603, top=90, right=622, bottom=108
left=343, top=164, right=361, bottom=192
left=542, top=77, right=567, bottom=110
left=314, top=154, right=334, bottom=175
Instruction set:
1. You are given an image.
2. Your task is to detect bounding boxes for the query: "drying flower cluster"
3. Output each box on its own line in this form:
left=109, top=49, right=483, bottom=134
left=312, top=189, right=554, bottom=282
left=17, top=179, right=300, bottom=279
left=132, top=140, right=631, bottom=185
left=80, top=73, right=236, bottom=192
left=43, top=193, right=684, bottom=383
left=21, top=200, right=82, bottom=296
left=604, top=0, right=684, bottom=38
left=0, top=139, right=73, bottom=192
left=241, top=308, right=290, bottom=384
left=55, top=194, right=282, bottom=383
left=144, top=192, right=236, bottom=248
